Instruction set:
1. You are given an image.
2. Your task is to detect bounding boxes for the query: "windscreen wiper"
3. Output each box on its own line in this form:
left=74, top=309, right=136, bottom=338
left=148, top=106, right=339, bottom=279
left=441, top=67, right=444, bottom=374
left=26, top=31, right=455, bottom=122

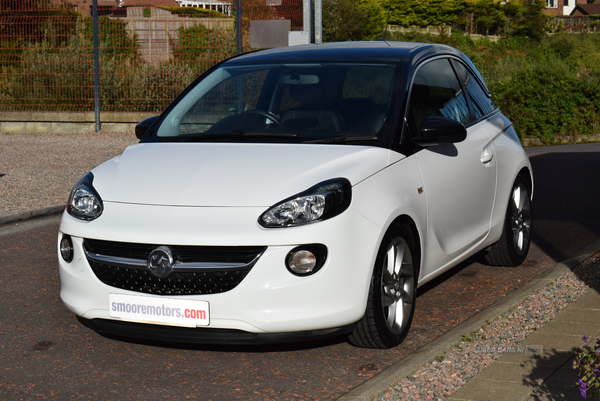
left=180, top=130, right=298, bottom=141
left=303, top=136, right=378, bottom=144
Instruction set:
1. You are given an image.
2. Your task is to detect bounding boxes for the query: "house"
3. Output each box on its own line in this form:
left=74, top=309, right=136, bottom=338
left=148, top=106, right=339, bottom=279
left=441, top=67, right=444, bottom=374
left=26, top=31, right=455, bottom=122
left=67, top=0, right=180, bottom=17
left=543, top=0, right=597, bottom=16
left=173, top=0, right=233, bottom=16
left=570, top=0, right=600, bottom=15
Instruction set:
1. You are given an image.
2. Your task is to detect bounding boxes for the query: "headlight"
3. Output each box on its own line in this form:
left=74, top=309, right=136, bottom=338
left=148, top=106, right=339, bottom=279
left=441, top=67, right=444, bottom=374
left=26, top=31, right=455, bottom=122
left=259, top=178, right=351, bottom=228
left=67, top=172, right=103, bottom=221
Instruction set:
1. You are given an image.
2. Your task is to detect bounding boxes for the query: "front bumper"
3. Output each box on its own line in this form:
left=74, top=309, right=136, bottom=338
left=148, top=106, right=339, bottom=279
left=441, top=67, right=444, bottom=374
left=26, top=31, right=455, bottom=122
left=58, top=201, right=382, bottom=337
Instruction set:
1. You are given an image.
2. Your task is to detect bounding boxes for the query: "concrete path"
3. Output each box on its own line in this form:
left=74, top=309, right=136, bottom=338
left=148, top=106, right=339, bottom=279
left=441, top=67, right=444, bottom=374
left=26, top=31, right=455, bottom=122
left=449, top=289, right=600, bottom=401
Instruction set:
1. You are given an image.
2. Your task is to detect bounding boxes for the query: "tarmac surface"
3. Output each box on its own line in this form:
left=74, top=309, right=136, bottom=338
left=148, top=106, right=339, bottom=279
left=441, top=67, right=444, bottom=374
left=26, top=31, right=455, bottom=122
left=1, top=141, right=600, bottom=400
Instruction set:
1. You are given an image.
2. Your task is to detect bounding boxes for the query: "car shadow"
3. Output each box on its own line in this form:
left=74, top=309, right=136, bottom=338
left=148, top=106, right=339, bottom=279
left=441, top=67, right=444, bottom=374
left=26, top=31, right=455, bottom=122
left=527, top=150, right=600, bottom=262
left=96, top=331, right=350, bottom=353
left=76, top=316, right=351, bottom=352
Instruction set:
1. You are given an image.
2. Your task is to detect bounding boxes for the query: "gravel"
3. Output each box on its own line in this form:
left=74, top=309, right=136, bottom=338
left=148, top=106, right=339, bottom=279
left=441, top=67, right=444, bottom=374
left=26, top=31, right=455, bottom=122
left=377, top=254, right=600, bottom=401
left=0, top=131, right=138, bottom=219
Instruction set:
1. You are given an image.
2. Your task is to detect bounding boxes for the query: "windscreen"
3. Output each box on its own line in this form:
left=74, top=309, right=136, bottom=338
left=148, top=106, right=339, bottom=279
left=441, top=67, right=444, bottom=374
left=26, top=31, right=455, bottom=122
left=149, top=62, right=399, bottom=147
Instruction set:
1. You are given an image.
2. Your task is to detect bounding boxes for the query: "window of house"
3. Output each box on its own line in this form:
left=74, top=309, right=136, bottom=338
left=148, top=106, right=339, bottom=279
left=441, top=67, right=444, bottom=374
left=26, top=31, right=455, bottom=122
left=407, top=58, right=470, bottom=137
left=547, top=0, right=558, bottom=8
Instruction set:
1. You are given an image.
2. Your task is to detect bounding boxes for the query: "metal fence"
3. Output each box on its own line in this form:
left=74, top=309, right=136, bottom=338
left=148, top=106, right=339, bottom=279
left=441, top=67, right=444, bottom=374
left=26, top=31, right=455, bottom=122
left=0, top=0, right=303, bottom=113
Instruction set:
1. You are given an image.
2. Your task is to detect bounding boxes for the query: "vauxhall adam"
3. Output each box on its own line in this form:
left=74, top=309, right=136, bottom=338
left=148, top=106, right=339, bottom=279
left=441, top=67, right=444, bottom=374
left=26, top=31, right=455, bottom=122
left=58, top=41, right=533, bottom=349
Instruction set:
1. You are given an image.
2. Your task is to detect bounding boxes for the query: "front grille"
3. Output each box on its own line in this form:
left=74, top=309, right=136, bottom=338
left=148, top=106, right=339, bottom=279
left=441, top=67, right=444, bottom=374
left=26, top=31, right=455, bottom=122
left=84, top=239, right=266, bottom=296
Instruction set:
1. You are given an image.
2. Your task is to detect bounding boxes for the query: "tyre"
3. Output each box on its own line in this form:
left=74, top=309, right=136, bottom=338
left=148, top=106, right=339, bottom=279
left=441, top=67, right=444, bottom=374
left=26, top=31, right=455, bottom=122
left=484, top=174, right=532, bottom=267
left=349, top=223, right=418, bottom=349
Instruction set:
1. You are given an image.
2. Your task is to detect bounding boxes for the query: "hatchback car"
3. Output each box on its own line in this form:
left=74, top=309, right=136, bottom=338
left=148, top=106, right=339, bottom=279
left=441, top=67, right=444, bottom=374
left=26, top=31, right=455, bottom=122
left=58, top=41, right=532, bottom=349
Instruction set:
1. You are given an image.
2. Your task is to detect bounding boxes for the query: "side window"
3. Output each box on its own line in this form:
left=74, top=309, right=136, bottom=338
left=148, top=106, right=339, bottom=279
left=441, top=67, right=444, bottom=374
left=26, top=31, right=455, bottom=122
left=407, top=58, right=470, bottom=137
left=451, top=60, right=496, bottom=121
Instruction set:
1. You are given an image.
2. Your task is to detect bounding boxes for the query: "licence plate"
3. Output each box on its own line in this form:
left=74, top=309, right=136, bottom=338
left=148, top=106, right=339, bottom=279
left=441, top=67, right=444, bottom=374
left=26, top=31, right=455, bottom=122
left=109, top=294, right=209, bottom=328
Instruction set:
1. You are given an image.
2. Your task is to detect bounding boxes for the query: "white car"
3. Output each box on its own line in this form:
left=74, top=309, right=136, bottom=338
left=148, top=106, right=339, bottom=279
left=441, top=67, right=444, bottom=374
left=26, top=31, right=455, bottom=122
left=58, top=41, right=533, bottom=349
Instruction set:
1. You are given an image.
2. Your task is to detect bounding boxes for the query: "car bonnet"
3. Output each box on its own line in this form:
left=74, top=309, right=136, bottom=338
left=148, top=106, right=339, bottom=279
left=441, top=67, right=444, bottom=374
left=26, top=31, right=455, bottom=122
left=90, top=142, right=401, bottom=207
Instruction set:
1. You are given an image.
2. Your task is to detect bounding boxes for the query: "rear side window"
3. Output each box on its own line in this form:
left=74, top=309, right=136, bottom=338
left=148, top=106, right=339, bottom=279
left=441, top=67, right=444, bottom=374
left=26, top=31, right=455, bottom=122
left=407, top=58, right=470, bottom=136
left=451, top=60, right=496, bottom=121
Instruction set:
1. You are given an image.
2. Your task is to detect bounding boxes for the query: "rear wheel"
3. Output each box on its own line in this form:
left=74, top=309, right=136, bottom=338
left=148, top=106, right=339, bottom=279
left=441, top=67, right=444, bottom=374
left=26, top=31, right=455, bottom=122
left=484, top=174, right=532, bottom=266
left=349, top=223, right=418, bottom=349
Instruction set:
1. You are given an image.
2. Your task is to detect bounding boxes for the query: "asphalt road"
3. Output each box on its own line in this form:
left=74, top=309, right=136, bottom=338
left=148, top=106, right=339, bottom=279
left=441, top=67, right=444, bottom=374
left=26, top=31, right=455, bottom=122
left=1, top=143, right=599, bottom=400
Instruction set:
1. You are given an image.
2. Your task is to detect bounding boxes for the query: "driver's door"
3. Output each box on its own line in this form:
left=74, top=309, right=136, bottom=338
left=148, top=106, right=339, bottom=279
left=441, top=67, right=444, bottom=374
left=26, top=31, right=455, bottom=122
left=408, top=58, right=497, bottom=277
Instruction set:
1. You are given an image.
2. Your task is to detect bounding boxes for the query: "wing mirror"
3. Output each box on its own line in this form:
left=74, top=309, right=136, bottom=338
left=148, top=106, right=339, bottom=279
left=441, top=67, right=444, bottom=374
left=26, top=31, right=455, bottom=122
left=412, top=116, right=467, bottom=147
left=135, top=116, right=159, bottom=140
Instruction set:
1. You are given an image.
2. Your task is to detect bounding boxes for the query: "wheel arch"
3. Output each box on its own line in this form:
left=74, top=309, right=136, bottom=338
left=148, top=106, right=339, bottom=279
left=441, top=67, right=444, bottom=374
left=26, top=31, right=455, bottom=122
left=488, top=156, right=534, bottom=247
left=483, top=165, right=533, bottom=266
left=348, top=213, right=422, bottom=348
left=382, top=214, right=423, bottom=281
left=517, top=166, right=534, bottom=200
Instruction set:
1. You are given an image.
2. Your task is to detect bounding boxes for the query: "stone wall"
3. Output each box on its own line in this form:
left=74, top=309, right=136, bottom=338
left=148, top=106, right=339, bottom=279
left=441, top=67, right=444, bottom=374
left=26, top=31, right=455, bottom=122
left=0, top=112, right=157, bottom=134
left=547, top=16, right=600, bottom=33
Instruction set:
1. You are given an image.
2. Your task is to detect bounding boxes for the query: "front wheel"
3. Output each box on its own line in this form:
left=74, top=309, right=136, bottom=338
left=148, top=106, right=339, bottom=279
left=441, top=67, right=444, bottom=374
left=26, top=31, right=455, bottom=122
left=484, top=174, right=532, bottom=267
left=349, top=223, right=418, bottom=349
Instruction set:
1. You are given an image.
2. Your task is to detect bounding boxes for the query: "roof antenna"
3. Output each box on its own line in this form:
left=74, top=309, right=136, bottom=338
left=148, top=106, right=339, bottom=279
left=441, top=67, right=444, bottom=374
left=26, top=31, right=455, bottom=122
left=382, top=0, right=392, bottom=43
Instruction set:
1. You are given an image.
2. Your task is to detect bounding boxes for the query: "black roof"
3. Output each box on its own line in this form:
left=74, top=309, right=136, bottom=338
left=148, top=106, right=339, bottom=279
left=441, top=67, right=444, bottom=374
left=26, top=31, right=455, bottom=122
left=225, top=41, right=468, bottom=65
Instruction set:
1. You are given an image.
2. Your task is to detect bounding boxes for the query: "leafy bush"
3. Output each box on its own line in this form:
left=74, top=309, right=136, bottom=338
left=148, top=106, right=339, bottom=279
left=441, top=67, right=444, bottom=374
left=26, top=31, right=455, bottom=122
left=323, top=0, right=385, bottom=42
left=381, top=0, right=546, bottom=39
left=386, top=0, right=464, bottom=27
left=129, top=61, right=196, bottom=112
left=0, top=0, right=81, bottom=42
left=573, top=336, right=600, bottom=400
left=170, top=23, right=236, bottom=72
left=455, top=0, right=547, bottom=39
left=1, top=18, right=140, bottom=111
left=4, top=23, right=95, bottom=111
left=491, top=72, right=600, bottom=141
left=82, top=16, right=140, bottom=59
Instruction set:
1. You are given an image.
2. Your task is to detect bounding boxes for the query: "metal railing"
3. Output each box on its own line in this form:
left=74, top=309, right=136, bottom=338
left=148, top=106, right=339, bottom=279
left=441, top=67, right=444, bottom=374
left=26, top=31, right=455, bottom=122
left=0, top=0, right=302, bottom=115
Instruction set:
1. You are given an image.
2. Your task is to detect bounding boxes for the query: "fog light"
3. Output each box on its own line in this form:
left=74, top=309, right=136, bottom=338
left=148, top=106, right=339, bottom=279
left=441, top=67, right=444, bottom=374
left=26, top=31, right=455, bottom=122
left=286, top=244, right=327, bottom=276
left=288, top=250, right=316, bottom=274
left=60, top=235, right=74, bottom=263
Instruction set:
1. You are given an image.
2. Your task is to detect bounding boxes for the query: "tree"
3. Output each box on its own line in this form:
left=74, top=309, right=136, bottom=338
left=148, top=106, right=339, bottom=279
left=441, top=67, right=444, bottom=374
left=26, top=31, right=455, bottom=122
left=456, top=0, right=546, bottom=39
left=457, top=0, right=505, bottom=35
left=323, top=0, right=385, bottom=42
left=517, top=0, right=547, bottom=40
left=360, top=0, right=386, bottom=40
left=171, top=23, right=235, bottom=72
